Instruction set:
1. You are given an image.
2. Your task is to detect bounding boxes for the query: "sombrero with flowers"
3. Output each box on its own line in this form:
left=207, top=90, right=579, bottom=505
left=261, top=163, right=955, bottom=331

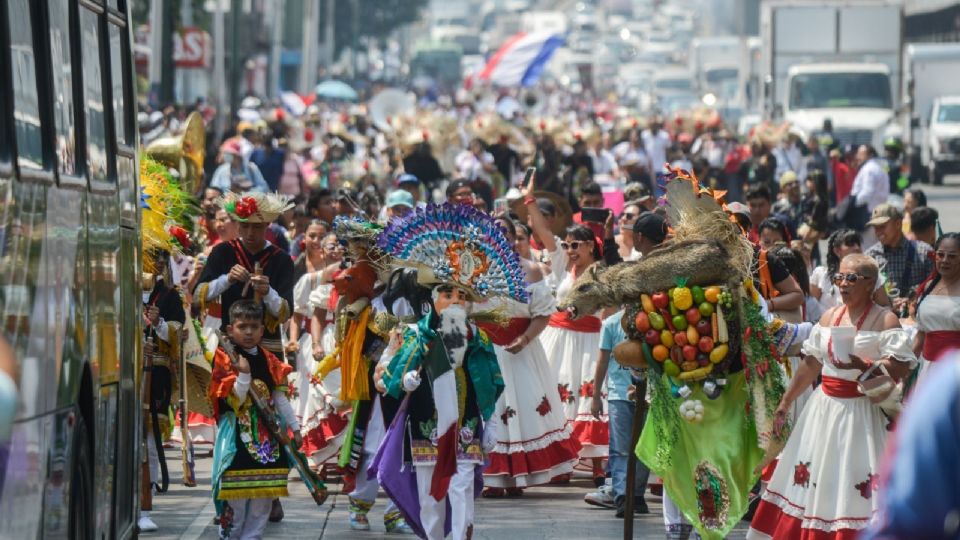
left=218, top=191, right=294, bottom=223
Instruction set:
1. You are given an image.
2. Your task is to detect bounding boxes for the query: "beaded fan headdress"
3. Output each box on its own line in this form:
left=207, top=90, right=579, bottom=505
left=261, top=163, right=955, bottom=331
left=218, top=191, right=294, bottom=223
left=376, top=203, right=528, bottom=302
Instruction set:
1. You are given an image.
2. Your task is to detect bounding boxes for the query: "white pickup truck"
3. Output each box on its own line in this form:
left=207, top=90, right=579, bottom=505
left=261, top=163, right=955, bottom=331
left=925, top=96, right=960, bottom=185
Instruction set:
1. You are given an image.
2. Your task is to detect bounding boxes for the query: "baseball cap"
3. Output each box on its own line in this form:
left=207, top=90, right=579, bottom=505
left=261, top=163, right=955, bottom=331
left=386, top=190, right=414, bottom=209
left=397, top=173, right=420, bottom=185
left=632, top=211, right=667, bottom=244
left=779, top=170, right=799, bottom=188
left=866, top=203, right=904, bottom=227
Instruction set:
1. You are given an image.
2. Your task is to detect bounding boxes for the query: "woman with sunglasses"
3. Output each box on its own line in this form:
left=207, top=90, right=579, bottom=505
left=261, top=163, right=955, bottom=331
left=615, top=202, right=643, bottom=261
left=911, top=233, right=960, bottom=386
left=524, top=175, right=609, bottom=485
left=288, top=228, right=349, bottom=473
left=749, top=253, right=916, bottom=540
left=810, top=229, right=890, bottom=313
left=477, top=217, right=581, bottom=498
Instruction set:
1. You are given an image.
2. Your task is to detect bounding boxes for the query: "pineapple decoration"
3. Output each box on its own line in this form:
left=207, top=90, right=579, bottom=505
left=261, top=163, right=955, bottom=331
left=672, top=278, right=694, bottom=311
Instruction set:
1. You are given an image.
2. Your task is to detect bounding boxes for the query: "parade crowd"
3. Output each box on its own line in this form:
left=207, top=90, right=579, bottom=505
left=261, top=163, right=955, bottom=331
left=137, top=93, right=959, bottom=540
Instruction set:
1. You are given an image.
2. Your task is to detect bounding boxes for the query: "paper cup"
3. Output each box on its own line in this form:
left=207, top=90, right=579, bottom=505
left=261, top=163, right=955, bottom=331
left=830, top=326, right=856, bottom=362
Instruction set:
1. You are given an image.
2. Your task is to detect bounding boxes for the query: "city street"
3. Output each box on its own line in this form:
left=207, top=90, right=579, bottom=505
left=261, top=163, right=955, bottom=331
left=147, top=444, right=750, bottom=539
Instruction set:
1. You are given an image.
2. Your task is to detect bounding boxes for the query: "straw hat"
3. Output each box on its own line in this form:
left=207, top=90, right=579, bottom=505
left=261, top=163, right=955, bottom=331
left=218, top=191, right=294, bottom=223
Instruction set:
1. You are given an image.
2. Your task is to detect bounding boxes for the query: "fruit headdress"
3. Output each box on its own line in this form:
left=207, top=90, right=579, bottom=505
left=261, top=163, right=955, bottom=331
left=376, top=203, right=528, bottom=302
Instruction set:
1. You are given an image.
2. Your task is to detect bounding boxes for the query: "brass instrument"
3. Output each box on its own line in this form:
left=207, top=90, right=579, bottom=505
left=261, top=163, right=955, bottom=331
left=145, top=112, right=206, bottom=195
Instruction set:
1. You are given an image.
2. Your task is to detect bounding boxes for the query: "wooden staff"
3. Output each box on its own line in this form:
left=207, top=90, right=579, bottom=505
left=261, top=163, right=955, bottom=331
left=623, top=377, right=649, bottom=540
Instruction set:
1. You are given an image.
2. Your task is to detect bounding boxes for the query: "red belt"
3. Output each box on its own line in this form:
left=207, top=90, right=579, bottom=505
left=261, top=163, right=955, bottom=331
left=922, top=330, right=960, bottom=362
left=476, top=318, right=531, bottom=347
left=820, top=376, right=864, bottom=398
left=548, top=311, right=601, bottom=333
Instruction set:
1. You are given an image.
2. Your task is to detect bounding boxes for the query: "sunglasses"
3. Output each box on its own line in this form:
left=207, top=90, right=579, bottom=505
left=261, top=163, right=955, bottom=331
left=831, top=272, right=870, bottom=285
left=619, top=212, right=636, bottom=221
left=561, top=241, right=588, bottom=251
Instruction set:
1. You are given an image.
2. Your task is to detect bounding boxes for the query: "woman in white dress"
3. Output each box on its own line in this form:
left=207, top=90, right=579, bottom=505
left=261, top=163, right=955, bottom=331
left=288, top=227, right=350, bottom=469
left=749, top=254, right=915, bottom=539
left=911, top=233, right=960, bottom=386
left=478, top=217, right=581, bottom=497
left=526, top=191, right=609, bottom=486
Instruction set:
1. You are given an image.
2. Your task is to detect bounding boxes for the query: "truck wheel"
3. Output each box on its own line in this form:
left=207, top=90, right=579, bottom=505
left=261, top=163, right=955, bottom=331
left=930, top=163, right=945, bottom=186
left=68, top=415, right=93, bottom=540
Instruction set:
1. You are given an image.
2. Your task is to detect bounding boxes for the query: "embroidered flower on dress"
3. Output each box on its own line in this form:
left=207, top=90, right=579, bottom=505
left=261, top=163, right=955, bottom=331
left=256, top=440, right=274, bottom=463
left=536, top=396, right=552, bottom=416
left=500, top=406, right=516, bottom=425
left=793, top=461, right=811, bottom=488
left=240, top=432, right=253, bottom=443
left=855, top=473, right=878, bottom=499
left=557, top=383, right=574, bottom=404
left=579, top=380, right=595, bottom=399
left=459, top=426, right=474, bottom=445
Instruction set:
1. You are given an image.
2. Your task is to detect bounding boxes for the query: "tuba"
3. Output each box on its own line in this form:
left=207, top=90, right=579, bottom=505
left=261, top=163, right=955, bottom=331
left=146, top=112, right=206, bottom=195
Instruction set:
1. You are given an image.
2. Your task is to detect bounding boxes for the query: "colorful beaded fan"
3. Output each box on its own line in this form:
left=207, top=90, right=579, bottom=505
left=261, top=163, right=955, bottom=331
left=376, top=203, right=528, bottom=302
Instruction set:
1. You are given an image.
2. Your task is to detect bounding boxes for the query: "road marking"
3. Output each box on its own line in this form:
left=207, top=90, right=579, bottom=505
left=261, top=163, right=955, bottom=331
left=180, top=499, right=216, bottom=540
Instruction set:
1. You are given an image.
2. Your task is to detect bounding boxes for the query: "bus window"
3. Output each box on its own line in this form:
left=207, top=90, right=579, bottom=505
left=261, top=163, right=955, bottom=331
left=48, top=0, right=78, bottom=176
left=79, top=8, right=108, bottom=185
left=108, top=24, right=128, bottom=147
left=7, top=0, right=44, bottom=171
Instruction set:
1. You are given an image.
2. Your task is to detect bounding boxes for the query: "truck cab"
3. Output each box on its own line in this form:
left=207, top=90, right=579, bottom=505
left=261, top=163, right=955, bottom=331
left=925, top=96, right=960, bottom=184
left=784, top=63, right=897, bottom=148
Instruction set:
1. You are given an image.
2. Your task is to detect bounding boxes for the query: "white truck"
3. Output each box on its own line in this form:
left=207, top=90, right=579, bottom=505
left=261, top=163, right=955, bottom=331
left=901, top=43, right=960, bottom=184
left=759, top=0, right=903, bottom=148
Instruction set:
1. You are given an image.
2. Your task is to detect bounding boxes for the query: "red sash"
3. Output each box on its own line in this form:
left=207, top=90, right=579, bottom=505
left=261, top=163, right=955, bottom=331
left=476, top=318, right=531, bottom=346
left=922, top=330, right=960, bottom=362
left=820, top=376, right=864, bottom=398
left=229, top=239, right=280, bottom=273
left=548, top=311, right=601, bottom=333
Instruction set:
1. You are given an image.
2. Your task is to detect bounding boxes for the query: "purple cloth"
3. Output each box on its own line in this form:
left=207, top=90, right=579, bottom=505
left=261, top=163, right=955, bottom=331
left=369, top=395, right=451, bottom=539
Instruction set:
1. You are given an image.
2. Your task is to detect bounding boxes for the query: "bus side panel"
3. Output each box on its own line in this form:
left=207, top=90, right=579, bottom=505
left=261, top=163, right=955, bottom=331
left=0, top=179, right=52, bottom=539
left=113, top=226, right=139, bottom=538
left=87, top=192, right=120, bottom=539
left=41, top=186, right=89, bottom=539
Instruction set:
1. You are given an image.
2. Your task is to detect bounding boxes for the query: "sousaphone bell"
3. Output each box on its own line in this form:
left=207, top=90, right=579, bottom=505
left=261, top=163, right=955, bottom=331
left=146, top=111, right=206, bottom=195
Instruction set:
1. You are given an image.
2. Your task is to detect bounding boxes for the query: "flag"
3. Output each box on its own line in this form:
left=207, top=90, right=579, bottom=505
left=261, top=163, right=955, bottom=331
left=423, top=337, right=459, bottom=501
left=478, top=32, right=565, bottom=88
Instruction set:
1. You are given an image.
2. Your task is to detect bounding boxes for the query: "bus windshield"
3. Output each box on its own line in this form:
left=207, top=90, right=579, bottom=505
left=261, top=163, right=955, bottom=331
left=789, top=72, right=892, bottom=109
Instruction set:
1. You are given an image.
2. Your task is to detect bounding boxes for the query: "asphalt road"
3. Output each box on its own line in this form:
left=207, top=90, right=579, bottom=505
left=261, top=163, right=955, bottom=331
left=145, top=446, right=749, bottom=539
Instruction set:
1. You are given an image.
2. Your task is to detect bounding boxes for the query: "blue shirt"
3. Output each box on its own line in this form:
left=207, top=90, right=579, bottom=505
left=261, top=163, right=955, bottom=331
left=250, top=147, right=285, bottom=191
left=600, top=311, right=634, bottom=402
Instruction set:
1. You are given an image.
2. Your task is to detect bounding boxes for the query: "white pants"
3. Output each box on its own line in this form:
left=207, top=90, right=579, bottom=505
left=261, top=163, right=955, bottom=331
left=415, top=461, right=475, bottom=540
left=663, top=492, right=698, bottom=539
left=220, top=498, right=272, bottom=540
left=348, top=395, right=399, bottom=516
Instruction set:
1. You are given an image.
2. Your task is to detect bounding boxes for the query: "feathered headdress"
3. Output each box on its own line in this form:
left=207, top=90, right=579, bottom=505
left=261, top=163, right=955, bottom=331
left=376, top=203, right=528, bottom=303
left=218, top=191, right=294, bottom=223
left=140, top=154, right=199, bottom=272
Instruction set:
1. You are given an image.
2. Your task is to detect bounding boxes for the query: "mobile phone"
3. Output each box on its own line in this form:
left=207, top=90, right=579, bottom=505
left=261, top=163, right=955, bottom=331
left=493, top=198, right=509, bottom=214
left=522, top=167, right=536, bottom=188
left=581, top=207, right=611, bottom=223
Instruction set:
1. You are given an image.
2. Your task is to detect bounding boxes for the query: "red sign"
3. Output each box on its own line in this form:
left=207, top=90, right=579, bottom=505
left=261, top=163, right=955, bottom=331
left=174, top=28, right=209, bottom=69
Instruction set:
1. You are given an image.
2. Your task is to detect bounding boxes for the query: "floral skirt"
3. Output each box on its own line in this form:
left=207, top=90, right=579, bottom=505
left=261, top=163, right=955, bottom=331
left=538, top=326, right=608, bottom=458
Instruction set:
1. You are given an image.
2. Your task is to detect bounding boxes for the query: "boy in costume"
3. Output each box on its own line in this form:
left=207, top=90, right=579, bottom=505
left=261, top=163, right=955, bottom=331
left=371, top=203, right=528, bottom=540
left=208, top=300, right=300, bottom=539
left=195, top=191, right=295, bottom=522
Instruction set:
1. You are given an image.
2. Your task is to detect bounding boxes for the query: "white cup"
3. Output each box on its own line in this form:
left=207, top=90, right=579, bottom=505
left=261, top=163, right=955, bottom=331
left=830, top=326, right=857, bottom=363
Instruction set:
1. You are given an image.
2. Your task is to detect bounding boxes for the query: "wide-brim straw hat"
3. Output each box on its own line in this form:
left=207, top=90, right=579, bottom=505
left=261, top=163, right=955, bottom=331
left=218, top=191, right=294, bottom=223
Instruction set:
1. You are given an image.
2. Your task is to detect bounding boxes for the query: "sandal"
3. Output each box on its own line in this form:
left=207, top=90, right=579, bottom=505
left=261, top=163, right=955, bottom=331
left=505, top=487, right=524, bottom=497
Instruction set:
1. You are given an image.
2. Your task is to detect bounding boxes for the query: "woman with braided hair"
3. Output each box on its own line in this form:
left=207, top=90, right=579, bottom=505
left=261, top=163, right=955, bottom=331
left=911, top=233, right=960, bottom=386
